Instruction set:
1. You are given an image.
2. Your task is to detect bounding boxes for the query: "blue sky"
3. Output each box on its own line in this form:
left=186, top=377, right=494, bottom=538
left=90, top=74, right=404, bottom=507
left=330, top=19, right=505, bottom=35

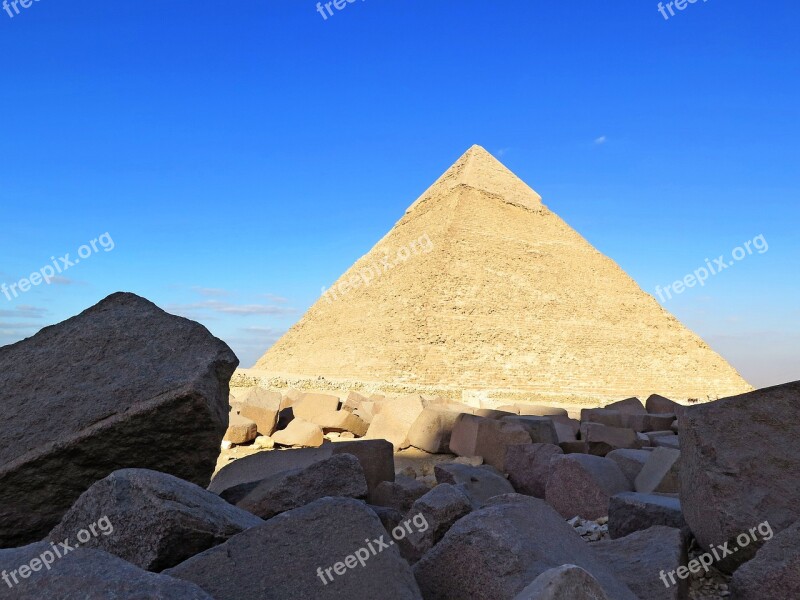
left=0, top=1, right=797, bottom=388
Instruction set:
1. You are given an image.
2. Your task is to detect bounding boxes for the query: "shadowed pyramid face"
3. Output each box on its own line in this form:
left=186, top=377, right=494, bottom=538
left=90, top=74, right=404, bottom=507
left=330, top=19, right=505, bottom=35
left=255, top=145, right=751, bottom=405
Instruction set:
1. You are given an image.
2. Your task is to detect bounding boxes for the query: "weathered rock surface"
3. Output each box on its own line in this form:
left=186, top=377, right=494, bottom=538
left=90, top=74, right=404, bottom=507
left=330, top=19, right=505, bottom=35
left=223, top=413, right=258, bottom=444
left=434, top=463, right=515, bottom=508
left=594, top=526, right=687, bottom=600
left=365, top=394, right=428, bottom=450
left=413, top=494, right=637, bottom=600
left=233, top=387, right=281, bottom=436
left=450, top=414, right=533, bottom=470
left=0, top=547, right=214, bottom=599
left=0, top=292, right=238, bottom=548
left=646, top=394, right=686, bottom=416
left=607, top=449, right=651, bottom=486
left=501, top=416, right=559, bottom=445
left=605, top=397, right=647, bottom=414
left=545, top=454, right=632, bottom=519
left=236, top=454, right=368, bottom=518
left=372, top=475, right=430, bottom=512
left=209, top=445, right=332, bottom=502
left=608, top=491, right=687, bottom=539
left=580, top=423, right=639, bottom=456
left=272, top=418, right=324, bottom=447
left=291, top=393, right=341, bottom=421
left=680, top=380, right=800, bottom=571
left=407, top=407, right=464, bottom=454
left=730, top=519, right=800, bottom=600
left=308, top=409, right=369, bottom=436
left=166, top=497, right=423, bottom=600
left=399, top=483, right=472, bottom=563
left=635, top=447, right=680, bottom=494
left=331, top=439, right=395, bottom=501
left=505, top=443, right=563, bottom=498
left=512, top=564, right=611, bottom=600
left=48, top=469, right=262, bottom=572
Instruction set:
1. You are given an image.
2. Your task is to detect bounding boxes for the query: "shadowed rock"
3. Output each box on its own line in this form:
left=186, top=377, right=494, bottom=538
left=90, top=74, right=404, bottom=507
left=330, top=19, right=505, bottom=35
left=545, top=454, right=632, bottom=519
left=0, top=548, right=214, bottom=599
left=0, top=292, right=238, bottom=548
left=608, top=492, right=687, bottom=539
left=236, top=454, right=368, bottom=519
left=413, top=494, right=637, bottom=600
left=680, top=380, right=800, bottom=571
left=594, top=526, right=687, bottom=600
left=513, top=565, right=610, bottom=600
left=730, top=519, right=800, bottom=600
left=48, top=469, right=262, bottom=572
left=165, top=497, right=422, bottom=600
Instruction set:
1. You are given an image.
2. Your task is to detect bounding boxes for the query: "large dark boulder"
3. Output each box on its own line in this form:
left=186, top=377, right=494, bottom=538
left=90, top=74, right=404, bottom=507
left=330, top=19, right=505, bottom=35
left=680, top=380, right=800, bottom=571
left=0, top=547, right=214, bottom=599
left=47, top=469, right=262, bottom=572
left=0, top=292, right=238, bottom=548
left=730, top=519, right=800, bottom=599
left=413, top=494, right=637, bottom=600
left=165, top=497, right=422, bottom=599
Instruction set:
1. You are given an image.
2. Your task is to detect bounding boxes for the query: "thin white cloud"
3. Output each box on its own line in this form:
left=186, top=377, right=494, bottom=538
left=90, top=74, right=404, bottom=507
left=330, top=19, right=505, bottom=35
left=165, top=300, right=295, bottom=318
left=594, top=136, right=607, bottom=145
left=192, top=286, right=231, bottom=298
left=0, top=305, right=47, bottom=318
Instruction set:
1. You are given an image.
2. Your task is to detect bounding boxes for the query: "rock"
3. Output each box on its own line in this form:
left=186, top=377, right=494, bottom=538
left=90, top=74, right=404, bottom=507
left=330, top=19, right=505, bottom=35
left=497, top=404, right=568, bottom=417
left=413, top=494, right=638, bottom=600
left=635, top=447, right=680, bottom=494
left=434, top=463, right=515, bottom=509
left=407, top=407, right=464, bottom=454
left=371, top=475, right=430, bottom=512
left=342, top=390, right=368, bottom=412
left=550, top=416, right=579, bottom=443
left=449, top=414, right=533, bottom=470
left=580, top=423, right=639, bottom=456
left=680, top=382, right=800, bottom=571
left=619, top=413, right=676, bottom=433
left=271, top=418, right=324, bottom=447
left=291, top=392, right=341, bottom=421
left=606, top=449, right=651, bottom=486
left=580, top=408, right=623, bottom=428
left=236, top=454, right=368, bottom=519
left=608, top=492, right=687, bottom=539
left=653, top=435, right=680, bottom=450
left=47, top=469, right=262, bottom=572
left=307, top=409, right=368, bottom=436
left=505, top=443, right=563, bottom=498
left=730, top=519, right=800, bottom=600
left=452, top=455, right=484, bottom=466
left=594, top=526, right=687, bottom=600
left=0, top=292, right=238, bottom=548
left=209, top=445, right=333, bottom=503
left=223, top=413, right=258, bottom=444
left=233, top=387, right=282, bottom=436
left=365, top=394, right=428, bottom=450
left=165, top=497, right=422, bottom=600
left=512, top=564, right=611, bottom=600
left=399, top=484, right=472, bottom=563
left=559, top=440, right=588, bottom=454
left=604, top=397, right=647, bottom=414
left=0, top=548, right=214, bottom=599
left=545, top=454, right=632, bottom=519
left=646, top=394, right=686, bottom=416
left=502, top=416, right=559, bottom=445
left=368, top=504, right=404, bottom=535
left=332, top=439, right=395, bottom=502
left=253, top=435, right=274, bottom=450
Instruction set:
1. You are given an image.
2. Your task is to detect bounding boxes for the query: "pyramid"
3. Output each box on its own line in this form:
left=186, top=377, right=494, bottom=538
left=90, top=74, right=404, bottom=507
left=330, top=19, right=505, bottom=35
left=255, top=146, right=752, bottom=405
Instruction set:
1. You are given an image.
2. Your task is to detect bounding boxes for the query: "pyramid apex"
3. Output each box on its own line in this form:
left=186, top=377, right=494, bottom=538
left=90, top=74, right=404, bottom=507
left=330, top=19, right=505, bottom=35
left=406, top=145, right=543, bottom=214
